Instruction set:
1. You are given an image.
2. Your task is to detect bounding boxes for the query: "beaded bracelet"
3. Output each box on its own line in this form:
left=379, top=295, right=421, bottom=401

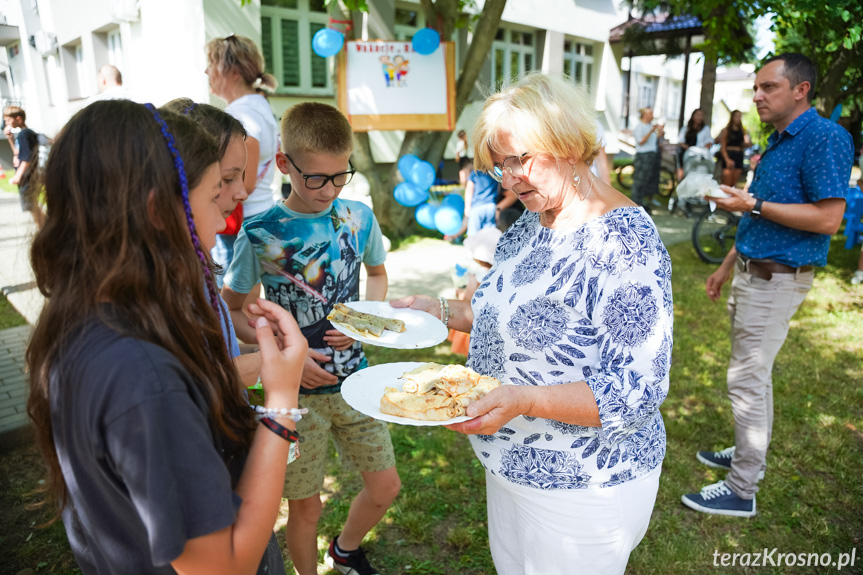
left=438, top=296, right=451, bottom=327
left=252, top=405, right=308, bottom=422
left=259, top=417, right=300, bottom=443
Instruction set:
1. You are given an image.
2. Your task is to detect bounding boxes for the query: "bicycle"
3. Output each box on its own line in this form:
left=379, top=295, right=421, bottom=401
left=692, top=208, right=740, bottom=264
left=614, top=162, right=677, bottom=198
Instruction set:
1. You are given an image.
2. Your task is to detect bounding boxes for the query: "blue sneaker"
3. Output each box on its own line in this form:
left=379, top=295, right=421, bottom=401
left=697, top=446, right=765, bottom=480
left=682, top=480, right=756, bottom=517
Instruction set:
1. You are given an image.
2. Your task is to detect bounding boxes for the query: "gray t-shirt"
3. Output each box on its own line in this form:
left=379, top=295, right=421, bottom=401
left=50, top=314, right=284, bottom=574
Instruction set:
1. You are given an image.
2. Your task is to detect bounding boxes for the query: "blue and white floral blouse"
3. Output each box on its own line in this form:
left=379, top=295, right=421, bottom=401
left=467, top=207, right=672, bottom=490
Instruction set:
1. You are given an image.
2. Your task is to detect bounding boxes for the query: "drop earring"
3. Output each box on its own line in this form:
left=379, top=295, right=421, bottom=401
left=572, top=171, right=581, bottom=189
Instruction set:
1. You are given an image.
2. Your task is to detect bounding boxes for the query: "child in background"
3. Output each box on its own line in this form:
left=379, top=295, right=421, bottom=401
left=26, top=100, right=306, bottom=574
left=3, top=106, right=44, bottom=227
left=222, top=102, right=400, bottom=575
left=448, top=226, right=501, bottom=355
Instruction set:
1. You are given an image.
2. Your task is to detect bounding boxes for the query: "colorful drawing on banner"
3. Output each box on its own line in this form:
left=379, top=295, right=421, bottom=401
left=345, top=42, right=447, bottom=116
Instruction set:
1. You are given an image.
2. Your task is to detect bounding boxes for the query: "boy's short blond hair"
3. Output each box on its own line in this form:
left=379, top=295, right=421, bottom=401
left=472, top=73, right=599, bottom=173
left=280, top=102, right=353, bottom=157
left=3, top=106, right=25, bottom=121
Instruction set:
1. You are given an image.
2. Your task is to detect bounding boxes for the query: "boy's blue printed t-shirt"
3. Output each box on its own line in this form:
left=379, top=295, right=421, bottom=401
left=226, top=199, right=386, bottom=382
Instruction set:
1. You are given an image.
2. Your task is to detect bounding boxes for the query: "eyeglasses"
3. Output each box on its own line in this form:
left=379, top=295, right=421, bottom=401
left=285, top=154, right=355, bottom=189
left=489, top=152, right=531, bottom=182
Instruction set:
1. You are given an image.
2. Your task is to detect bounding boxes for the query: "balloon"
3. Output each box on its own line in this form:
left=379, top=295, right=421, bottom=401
left=412, top=28, right=440, bottom=55
left=415, top=202, right=438, bottom=230
left=312, top=28, right=344, bottom=58
left=435, top=206, right=463, bottom=235
left=397, top=154, right=421, bottom=179
left=394, top=182, right=429, bottom=207
left=409, top=160, right=436, bottom=190
left=829, top=103, right=842, bottom=122
left=441, top=193, right=465, bottom=213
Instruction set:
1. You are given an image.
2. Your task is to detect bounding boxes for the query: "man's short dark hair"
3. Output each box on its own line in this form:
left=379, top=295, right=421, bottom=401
left=762, top=53, right=817, bottom=102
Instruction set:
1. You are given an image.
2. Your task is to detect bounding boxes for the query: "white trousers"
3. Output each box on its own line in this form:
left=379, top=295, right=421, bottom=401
left=486, top=467, right=661, bottom=575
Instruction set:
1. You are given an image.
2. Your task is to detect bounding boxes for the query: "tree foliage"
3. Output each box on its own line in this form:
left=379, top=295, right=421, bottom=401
left=771, top=0, right=863, bottom=117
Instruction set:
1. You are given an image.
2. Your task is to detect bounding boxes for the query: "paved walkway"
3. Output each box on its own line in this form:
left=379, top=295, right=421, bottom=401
left=0, top=189, right=694, bottom=444
left=0, top=190, right=39, bottom=447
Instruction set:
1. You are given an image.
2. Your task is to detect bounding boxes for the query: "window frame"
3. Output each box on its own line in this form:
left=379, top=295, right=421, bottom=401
left=260, top=0, right=334, bottom=96
left=563, top=39, right=595, bottom=94
left=491, top=25, right=536, bottom=89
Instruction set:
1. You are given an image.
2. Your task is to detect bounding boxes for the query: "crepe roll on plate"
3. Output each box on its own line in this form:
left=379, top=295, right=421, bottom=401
left=380, top=387, right=462, bottom=421
left=331, top=303, right=406, bottom=334
left=453, top=375, right=502, bottom=408
left=399, top=362, right=446, bottom=394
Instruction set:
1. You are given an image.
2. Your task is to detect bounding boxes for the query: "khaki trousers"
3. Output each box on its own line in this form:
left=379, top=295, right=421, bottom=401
left=724, top=260, right=813, bottom=499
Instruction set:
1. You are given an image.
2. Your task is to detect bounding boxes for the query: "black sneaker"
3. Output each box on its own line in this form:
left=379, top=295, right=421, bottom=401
left=696, top=446, right=765, bottom=480
left=326, top=537, right=380, bottom=575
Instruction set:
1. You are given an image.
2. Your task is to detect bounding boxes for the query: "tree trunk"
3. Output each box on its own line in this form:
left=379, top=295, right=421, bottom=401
left=699, top=56, right=717, bottom=127
left=354, top=0, right=508, bottom=237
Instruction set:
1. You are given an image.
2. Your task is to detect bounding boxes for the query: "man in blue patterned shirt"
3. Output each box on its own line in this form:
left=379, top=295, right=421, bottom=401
left=682, top=53, right=853, bottom=517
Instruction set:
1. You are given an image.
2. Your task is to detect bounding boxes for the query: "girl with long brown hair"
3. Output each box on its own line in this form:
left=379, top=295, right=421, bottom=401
left=719, top=110, right=752, bottom=186
left=26, top=99, right=306, bottom=574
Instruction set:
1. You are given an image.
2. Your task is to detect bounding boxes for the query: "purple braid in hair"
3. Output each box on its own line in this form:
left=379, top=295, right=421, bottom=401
left=144, top=103, right=221, bottom=313
left=182, top=102, right=198, bottom=115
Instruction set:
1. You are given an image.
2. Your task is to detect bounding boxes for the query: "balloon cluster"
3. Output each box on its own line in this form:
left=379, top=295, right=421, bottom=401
left=395, top=154, right=464, bottom=235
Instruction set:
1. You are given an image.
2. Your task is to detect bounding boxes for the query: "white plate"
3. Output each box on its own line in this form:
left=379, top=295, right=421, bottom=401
left=329, top=301, right=448, bottom=349
left=341, top=362, right=473, bottom=426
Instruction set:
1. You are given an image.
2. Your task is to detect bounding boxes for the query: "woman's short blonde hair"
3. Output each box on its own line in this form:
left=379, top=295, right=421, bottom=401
left=472, top=73, right=599, bottom=173
left=205, top=34, right=277, bottom=93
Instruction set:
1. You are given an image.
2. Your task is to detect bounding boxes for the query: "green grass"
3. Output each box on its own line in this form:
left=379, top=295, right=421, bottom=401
left=0, top=169, right=17, bottom=194
left=2, top=237, right=862, bottom=574
left=0, top=292, right=27, bottom=329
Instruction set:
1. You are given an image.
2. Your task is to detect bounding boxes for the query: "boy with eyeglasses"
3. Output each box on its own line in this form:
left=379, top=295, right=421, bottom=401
left=222, top=102, right=400, bottom=575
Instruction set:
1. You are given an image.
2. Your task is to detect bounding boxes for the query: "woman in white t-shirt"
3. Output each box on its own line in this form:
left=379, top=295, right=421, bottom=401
left=206, top=34, right=280, bottom=284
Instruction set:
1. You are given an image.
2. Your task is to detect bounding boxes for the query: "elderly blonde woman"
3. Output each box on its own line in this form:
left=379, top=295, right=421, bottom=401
left=393, top=73, right=672, bottom=574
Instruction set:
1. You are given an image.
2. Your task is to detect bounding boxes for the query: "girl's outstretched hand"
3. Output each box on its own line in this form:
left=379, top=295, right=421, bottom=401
left=248, top=298, right=306, bottom=398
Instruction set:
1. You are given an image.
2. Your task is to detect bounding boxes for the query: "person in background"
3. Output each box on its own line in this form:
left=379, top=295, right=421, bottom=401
left=88, top=65, right=131, bottom=102
left=719, top=110, right=751, bottom=187
left=591, top=119, right=612, bottom=185
left=455, top=129, right=471, bottom=187
left=446, top=164, right=501, bottom=240
left=631, top=107, right=663, bottom=213
left=676, top=109, right=713, bottom=180
left=205, top=34, right=279, bottom=287
left=448, top=226, right=502, bottom=355
left=4, top=106, right=43, bottom=228
left=683, top=53, right=853, bottom=517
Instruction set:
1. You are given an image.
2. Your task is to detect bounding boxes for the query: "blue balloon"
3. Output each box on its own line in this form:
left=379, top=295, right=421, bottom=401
left=312, top=28, right=344, bottom=58
left=394, top=182, right=429, bottom=207
left=830, top=103, right=843, bottom=122
left=409, top=160, right=436, bottom=190
left=435, top=205, right=463, bottom=235
left=441, top=193, right=465, bottom=213
left=412, top=28, right=440, bottom=55
left=415, top=202, right=438, bottom=230
left=397, top=154, right=421, bottom=179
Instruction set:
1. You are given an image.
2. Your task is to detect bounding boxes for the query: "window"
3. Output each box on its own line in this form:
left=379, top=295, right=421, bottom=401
left=260, top=0, right=332, bottom=95
left=107, top=28, right=123, bottom=70
left=394, top=6, right=426, bottom=40
left=637, top=74, right=657, bottom=111
left=563, top=40, right=594, bottom=93
left=492, top=27, right=535, bottom=88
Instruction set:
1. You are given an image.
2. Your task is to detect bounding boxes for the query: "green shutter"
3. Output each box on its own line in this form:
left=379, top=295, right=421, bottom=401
left=281, top=19, right=300, bottom=87
left=261, top=16, right=273, bottom=75
left=310, top=21, right=327, bottom=88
